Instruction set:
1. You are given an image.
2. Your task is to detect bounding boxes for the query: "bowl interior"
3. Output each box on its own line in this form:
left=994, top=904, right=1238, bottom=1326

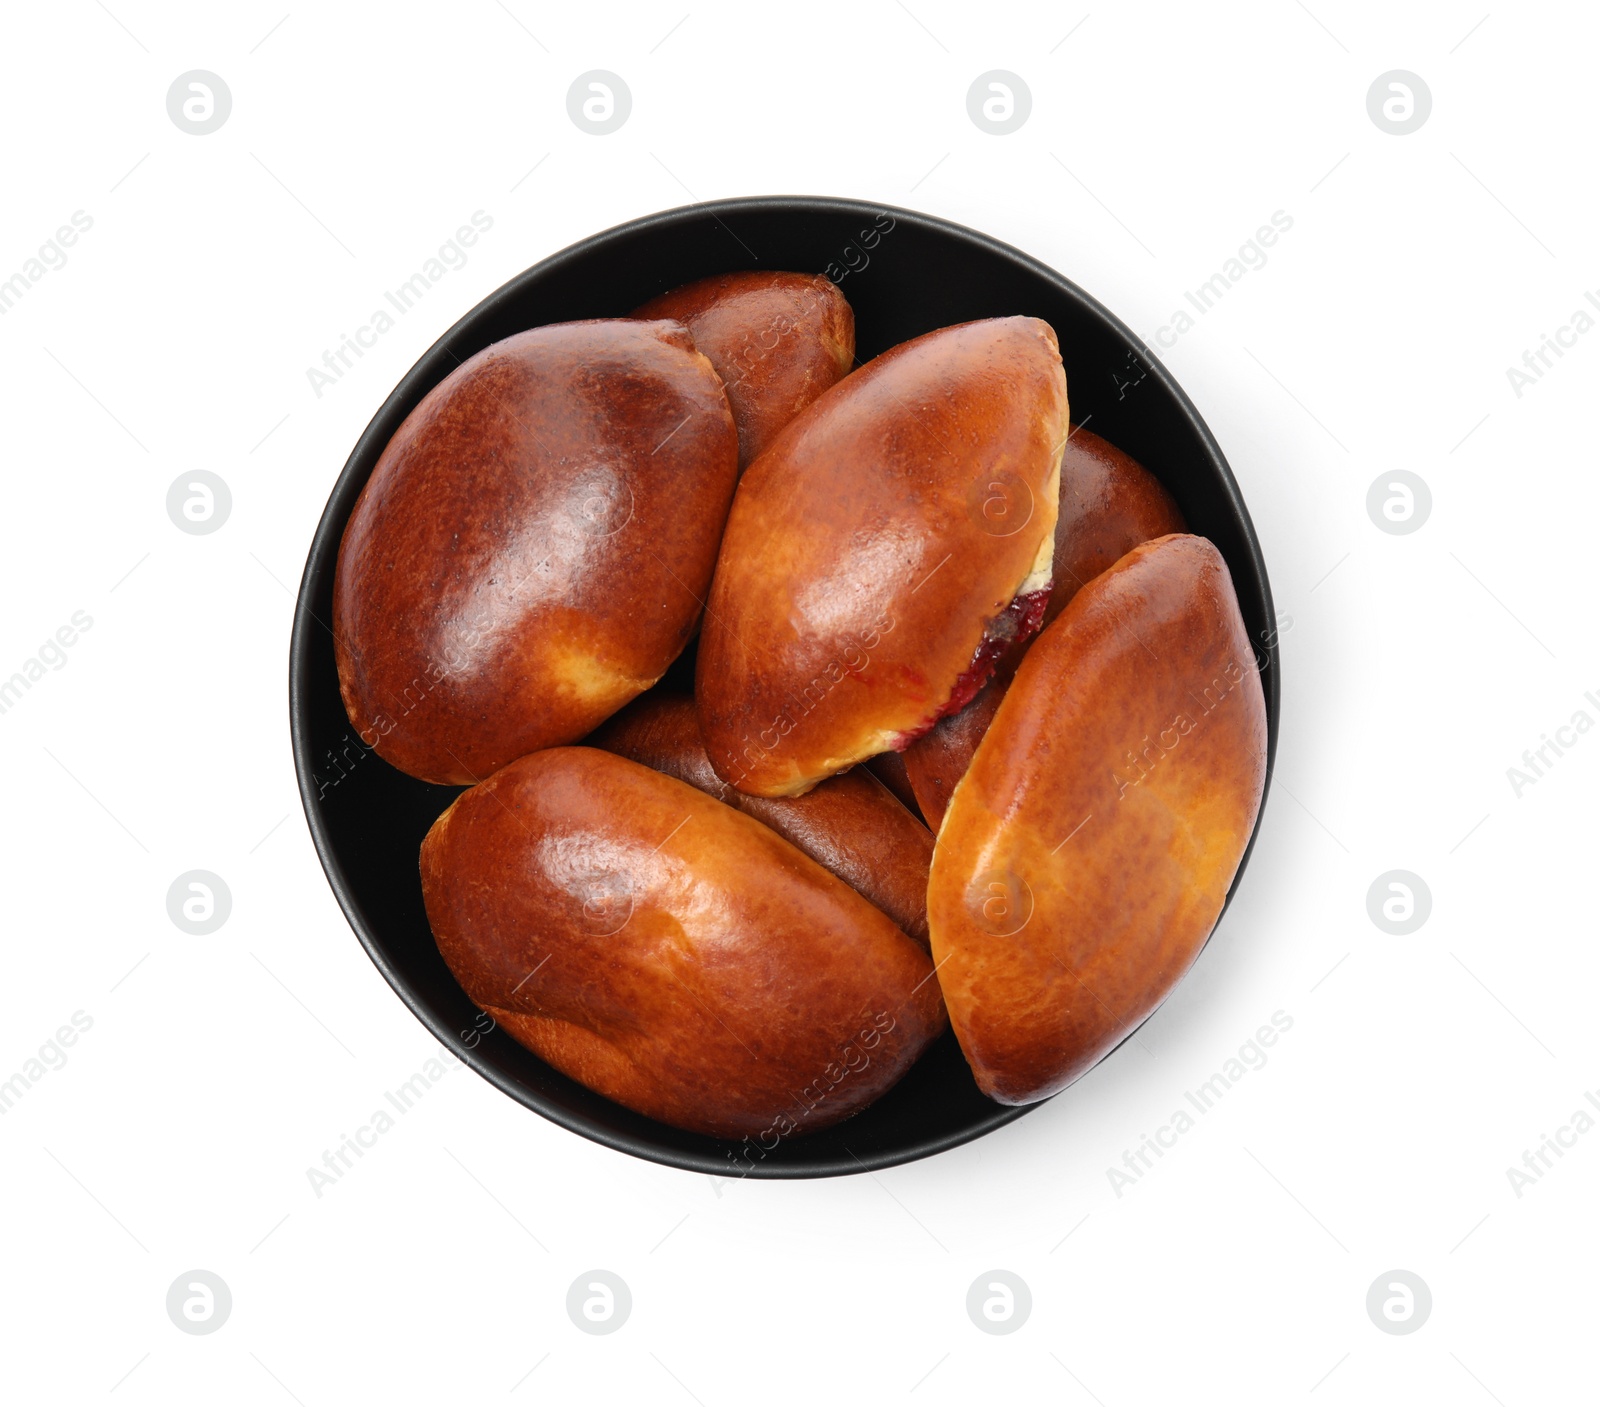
left=290, top=196, right=1279, bottom=1178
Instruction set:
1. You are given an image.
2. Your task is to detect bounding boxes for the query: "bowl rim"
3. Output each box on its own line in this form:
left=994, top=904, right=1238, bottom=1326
left=289, top=194, right=1279, bottom=1179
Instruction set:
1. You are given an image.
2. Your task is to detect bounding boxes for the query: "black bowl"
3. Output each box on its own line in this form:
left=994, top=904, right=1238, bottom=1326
left=290, top=196, right=1279, bottom=1179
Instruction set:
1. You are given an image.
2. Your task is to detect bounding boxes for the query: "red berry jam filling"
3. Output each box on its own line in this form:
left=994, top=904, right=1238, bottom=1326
left=891, top=586, right=1051, bottom=748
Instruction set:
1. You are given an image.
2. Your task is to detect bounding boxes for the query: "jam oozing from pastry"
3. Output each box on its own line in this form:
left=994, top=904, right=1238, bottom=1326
left=890, top=587, right=1051, bottom=748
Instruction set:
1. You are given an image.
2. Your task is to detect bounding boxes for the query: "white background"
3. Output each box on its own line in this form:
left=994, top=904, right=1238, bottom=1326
left=2, top=1, right=1595, bottom=1401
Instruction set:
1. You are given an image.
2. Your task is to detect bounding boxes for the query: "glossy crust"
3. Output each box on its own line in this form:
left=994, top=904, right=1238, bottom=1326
left=904, top=426, right=1185, bottom=830
left=421, top=747, right=946, bottom=1139
left=589, top=694, right=934, bottom=946
left=333, top=319, right=738, bottom=784
left=928, top=535, right=1267, bottom=1105
left=634, top=272, right=854, bottom=468
left=697, top=317, right=1068, bottom=798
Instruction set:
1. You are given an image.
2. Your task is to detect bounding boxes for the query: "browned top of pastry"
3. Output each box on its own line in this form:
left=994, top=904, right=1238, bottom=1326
left=697, top=316, right=1068, bottom=797
left=928, top=534, right=1267, bottom=1105
left=333, top=319, right=738, bottom=784
left=589, top=694, right=934, bottom=945
left=634, top=271, right=854, bottom=467
left=1048, top=425, right=1186, bottom=624
left=420, top=747, right=945, bottom=1138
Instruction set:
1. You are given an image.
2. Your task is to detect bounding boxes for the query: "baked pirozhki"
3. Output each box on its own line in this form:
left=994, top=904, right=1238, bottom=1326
left=1046, top=426, right=1187, bottom=608
left=328, top=261, right=1275, bottom=1144
left=927, top=534, right=1267, bottom=1105
left=589, top=694, right=934, bottom=946
left=420, top=747, right=946, bottom=1138
left=333, top=319, right=738, bottom=784
left=904, top=426, right=1186, bottom=828
left=633, top=271, right=855, bottom=469
left=696, top=316, right=1069, bottom=798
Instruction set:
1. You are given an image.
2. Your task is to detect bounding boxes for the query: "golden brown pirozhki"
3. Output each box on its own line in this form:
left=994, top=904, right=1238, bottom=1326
left=928, top=534, right=1266, bottom=1105
left=1045, top=425, right=1188, bottom=614
left=589, top=694, right=934, bottom=947
left=420, top=747, right=946, bottom=1139
left=333, top=319, right=738, bottom=784
left=697, top=316, right=1068, bottom=798
left=904, top=426, right=1186, bottom=829
left=633, top=271, right=854, bottom=469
